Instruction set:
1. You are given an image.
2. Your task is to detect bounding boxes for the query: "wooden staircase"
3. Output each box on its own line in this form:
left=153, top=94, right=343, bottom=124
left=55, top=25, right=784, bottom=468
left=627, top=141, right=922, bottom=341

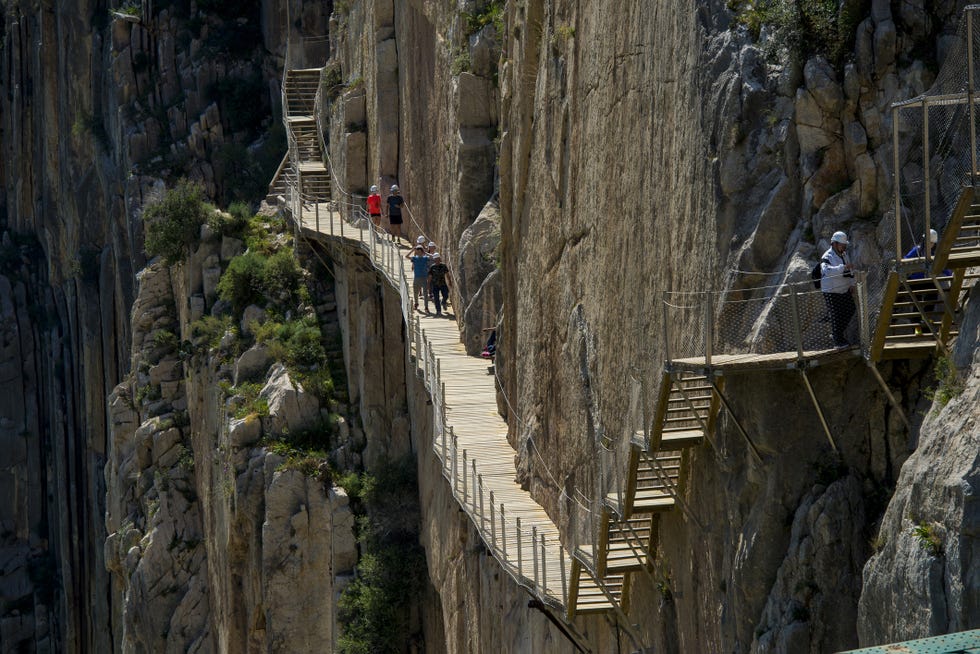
left=933, top=187, right=980, bottom=272
left=567, top=371, right=719, bottom=618
left=282, top=68, right=331, bottom=204
left=870, top=186, right=980, bottom=362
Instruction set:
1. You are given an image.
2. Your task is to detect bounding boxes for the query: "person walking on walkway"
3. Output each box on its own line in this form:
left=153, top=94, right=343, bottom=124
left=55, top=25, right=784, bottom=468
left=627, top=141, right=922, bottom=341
left=428, top=253, right=451, bottom=316
left=406, top=245, right=431, bottom=313
left=820, top=231, right=856, bottom=348
left=386, top=184, right=405, bottom=243
left=367, top=185, right=382, bottom=228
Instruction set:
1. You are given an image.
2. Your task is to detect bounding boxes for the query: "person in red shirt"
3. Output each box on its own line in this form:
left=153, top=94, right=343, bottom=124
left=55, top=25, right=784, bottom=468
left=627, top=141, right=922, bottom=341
left=366, top=185, right=382, bottom=227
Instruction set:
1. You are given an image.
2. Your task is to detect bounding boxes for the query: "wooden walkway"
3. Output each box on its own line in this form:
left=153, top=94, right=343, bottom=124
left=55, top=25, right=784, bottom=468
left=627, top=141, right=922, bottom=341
left=293, top=206, right=573, bottom=612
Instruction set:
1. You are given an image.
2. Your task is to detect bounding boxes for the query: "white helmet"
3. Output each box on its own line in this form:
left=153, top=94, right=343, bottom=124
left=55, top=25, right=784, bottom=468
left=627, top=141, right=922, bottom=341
left=427, top=241, right=436, bottom=248
left=830, top=231, right=849, bottom=245
left=929, top=228, right=939, bottom=244
left=390, top=184, right=399, bottom=193
left=416, top=236, right=425, bottom=245
left=370, top=185, right=378, bottom=193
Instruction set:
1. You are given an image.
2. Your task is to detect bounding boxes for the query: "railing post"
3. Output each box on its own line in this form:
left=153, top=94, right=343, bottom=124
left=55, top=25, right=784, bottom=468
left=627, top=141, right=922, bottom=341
left=662, top=291, right=671, bottom=363
left=532, top=526, right=539, bottom=589
left=540, top=533, right=548, bottom=595
left=923, top=98, right=932, bottom=269
left=451, top=429, right=458, bottom=491
left=478, top=474, right=485, bottom=531
left=856, top=271, right=870, bottom=355
left=788, top=284, right=805, bottom=359
left=471, top=459, right=478, bottom=513
left=704, top=290, right=714, bottom=366
left=462, top=449, right=468, bottom=505
left=423, top=330, right=430, bottom=382
left=559, top=543, right=568, bottom=606
left=516, top=518, right=523, bottom=579
left=970, top=9, right=978, bottom=189
left=440, top=381, right=447, bottom=433
left=500, top=503, right=507, bottom=559
left=490, top=490, right=497, bottom=554
left=894, top=104, right=902, bottom=262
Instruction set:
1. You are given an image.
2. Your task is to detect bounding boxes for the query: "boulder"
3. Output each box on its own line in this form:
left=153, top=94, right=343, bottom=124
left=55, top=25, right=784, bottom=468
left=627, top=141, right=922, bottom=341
left=260, top=364, right=320, bottom=436
left=220, top=236, right=244, bottom=262
left=240, top=304, right=268, bottom=336
left=234, top=345, right=273, bottom=386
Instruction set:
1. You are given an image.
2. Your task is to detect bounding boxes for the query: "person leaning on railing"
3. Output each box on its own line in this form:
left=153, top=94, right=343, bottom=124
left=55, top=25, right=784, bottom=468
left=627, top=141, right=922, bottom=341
left=820, top=231, right=857, bottom=349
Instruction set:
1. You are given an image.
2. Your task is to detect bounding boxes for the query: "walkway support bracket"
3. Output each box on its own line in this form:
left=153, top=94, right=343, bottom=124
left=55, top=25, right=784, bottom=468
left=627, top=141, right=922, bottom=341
left=798, top=367, right=839, bottom=453
left=708, top=378, right=763, bottom=465
left=866, top=361, right=913, bottom=433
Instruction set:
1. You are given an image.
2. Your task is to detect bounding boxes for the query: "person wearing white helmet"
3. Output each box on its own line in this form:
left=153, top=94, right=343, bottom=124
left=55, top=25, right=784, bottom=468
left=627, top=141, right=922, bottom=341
left=367, top=185, right=382, bottom=228
left=386, top=184, right=404, bottom=243
left=820, top=230, right=857, bottom=348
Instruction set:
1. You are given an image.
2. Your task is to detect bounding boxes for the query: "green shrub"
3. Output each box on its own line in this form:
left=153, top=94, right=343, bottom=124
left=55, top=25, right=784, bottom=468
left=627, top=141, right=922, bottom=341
left=912, top=521, right=942, bottom=556
left=337, top=456, right=425, bottom=654
left=463, top=0, right=504, bottom=36
left=924, top=356, right=964, bottom=409
left=728, top=0, right=865, bottom=68
left=217, top=251, right=268, bottom=313
left=231, top=381, right=269, bottom=419
left=262, top=250, right=304, bottom=304
left=189, top=315, right=234, bottom=350
left=143, top=179, right=210, bottom=264
left=206, top=202, right=251, bottom=239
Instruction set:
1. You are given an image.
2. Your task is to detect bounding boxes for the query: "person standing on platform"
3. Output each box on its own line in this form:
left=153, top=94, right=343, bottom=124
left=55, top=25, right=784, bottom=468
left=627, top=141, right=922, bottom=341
left=820, top=231, right=856, bottom=348
left=367, top=185, right=382, bottom=228
left=428, top=253, right=451, bottom=316
left=386, top=184, right=405, bottom=243
left=406, top=245, right=431, bottom=313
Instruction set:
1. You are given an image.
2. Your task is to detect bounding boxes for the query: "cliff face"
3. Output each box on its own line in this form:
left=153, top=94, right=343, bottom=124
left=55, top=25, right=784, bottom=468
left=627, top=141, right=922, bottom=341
left=326, top=0, right=980, bottom=651
left=0, top=0, right=300, bottom=650
left=3, top=0, right=979, bottom=652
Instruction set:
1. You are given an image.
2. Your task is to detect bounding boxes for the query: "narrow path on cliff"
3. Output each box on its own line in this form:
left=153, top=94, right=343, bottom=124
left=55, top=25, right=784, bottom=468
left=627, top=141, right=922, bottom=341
left=290, top=205, right=576, bottom=614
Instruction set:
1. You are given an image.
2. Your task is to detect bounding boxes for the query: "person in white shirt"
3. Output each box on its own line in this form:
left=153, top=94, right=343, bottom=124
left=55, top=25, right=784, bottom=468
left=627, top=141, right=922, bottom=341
left=820, top=231, right=857, bottom=348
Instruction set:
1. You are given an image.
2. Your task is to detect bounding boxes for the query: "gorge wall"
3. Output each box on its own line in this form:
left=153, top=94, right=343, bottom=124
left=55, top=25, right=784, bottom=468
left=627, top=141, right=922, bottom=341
left=1, top=0, right=979, bottom=652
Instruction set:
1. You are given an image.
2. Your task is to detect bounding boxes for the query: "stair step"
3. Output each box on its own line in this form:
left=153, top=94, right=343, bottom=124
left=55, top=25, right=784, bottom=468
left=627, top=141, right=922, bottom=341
left=657, top=429, right=704, bottom=448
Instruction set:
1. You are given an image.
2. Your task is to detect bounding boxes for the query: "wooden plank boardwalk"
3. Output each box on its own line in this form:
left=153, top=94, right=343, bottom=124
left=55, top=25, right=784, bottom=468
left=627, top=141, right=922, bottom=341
left=294, top=204, right=572, bottom=611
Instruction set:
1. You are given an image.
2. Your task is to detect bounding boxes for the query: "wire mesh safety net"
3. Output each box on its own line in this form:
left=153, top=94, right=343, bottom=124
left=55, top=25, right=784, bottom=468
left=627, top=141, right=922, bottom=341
left=893, top=7, right=980, bottom=256
left=664, top=280, right=865, bottom=363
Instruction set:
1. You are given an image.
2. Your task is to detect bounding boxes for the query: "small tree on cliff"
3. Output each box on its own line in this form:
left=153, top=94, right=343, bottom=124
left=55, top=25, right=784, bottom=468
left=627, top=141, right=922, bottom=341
left=143, top=179, right=210, bottom=264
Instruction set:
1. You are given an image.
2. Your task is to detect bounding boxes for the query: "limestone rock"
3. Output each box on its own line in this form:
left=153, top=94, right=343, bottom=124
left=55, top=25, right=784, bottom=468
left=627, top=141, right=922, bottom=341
left=260, top=364, right=320, bottom=436
left=234, top=345, right=273, bottom=385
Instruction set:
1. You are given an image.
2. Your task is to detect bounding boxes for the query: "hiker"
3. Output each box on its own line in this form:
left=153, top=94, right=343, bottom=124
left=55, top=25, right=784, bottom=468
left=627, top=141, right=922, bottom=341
left=367, top=185, right=382, bottom=228
left=481, top=328, right=496, bottom=359
left=905, top=229, right=951, bottom=279
left=428, top=253, right=451, bottom=316
left=406, top=245, right=430, bottom=312
left=425, top=241, right=439, bottom=304
left=820, top=231, right=856, bottom=348
left=386, top=184, right=405, bottom=243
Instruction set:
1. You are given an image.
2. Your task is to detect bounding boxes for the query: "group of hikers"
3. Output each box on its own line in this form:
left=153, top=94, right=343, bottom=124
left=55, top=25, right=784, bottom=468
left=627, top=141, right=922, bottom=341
left=818, top=228, right=948, bottom=348
left=366, top=183, right=453, bottom=316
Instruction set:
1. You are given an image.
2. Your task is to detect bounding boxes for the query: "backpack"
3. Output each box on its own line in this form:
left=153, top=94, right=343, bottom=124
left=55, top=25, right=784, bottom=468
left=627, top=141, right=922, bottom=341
left=811, top=258, right=829, bottom=289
